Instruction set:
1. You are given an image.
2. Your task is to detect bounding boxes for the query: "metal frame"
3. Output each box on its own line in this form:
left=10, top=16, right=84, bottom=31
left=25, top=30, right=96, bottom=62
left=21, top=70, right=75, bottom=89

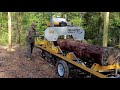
left=34, top=12, right=120, bottom=78
left=35, top=44, right=108, bottom=78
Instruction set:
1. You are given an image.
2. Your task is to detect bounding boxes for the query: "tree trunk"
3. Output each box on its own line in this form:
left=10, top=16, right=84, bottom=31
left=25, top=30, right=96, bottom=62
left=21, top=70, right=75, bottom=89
left=64, top=14, right=67, bottom=39
left=118, top=13, right=120, bottom=48
left=14, top=12, right=21, bottom=47
left=103, top=12, right=109, bottom=47
left=8, top=12, right=12, bottom=50
left=79, top=12, right=82, bottom=27
left=17, top=12, right=21, bottom=47
left=119, top=31, right=120, bottom=48
left=99, top=12, right=103, bottom=34
left=97, top=12, right=103, bottom=45
left=56, top=39, right=120, bottom=66
left=50, top=12, right=53, bottom=27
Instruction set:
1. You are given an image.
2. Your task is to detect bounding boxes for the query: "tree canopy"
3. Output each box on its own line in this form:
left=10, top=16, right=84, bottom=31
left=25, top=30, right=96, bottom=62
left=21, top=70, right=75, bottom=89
left=0, top=12, right=119, bottom=48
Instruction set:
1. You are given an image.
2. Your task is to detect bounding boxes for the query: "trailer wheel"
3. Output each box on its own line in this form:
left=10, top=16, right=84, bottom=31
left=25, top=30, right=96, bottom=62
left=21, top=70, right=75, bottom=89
left=40, top=50, right=45, bottom=59
left=56, top=60, right=69, bottom=78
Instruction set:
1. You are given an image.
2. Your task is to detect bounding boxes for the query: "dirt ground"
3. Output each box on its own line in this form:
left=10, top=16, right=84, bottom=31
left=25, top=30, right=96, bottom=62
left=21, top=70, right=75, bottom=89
left=0, top=46, right=57, bottom=78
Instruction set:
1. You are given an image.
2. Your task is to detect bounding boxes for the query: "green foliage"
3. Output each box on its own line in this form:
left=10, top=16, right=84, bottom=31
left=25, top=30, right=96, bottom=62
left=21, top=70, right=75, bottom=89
left=0, top=12, right=8, bottom=45
left=108, top=12, right=120, bottom=47
left=82, top=12, right=100, bottom=40
left=0, top=12, right=119, bottom=48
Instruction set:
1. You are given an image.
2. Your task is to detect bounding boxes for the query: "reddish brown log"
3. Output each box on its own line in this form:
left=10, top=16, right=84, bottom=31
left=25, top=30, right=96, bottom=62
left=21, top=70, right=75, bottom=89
left=56, top=39, right=120, bottom=66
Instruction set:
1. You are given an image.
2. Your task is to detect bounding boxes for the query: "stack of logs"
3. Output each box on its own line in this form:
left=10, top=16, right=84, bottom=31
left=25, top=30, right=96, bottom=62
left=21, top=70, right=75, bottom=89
left=56, top=39, right=120, bottom=66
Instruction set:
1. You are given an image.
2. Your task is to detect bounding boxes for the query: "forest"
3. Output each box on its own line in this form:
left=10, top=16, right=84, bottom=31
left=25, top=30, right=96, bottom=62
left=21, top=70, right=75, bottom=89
left=0, top=12, right=120, bottom=48
left=0, top=12, right=120, bottom=78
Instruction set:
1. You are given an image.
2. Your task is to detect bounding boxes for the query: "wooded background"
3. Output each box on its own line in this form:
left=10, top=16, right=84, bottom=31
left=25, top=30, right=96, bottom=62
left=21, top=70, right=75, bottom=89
left=0, top=12, right=120, bottom=48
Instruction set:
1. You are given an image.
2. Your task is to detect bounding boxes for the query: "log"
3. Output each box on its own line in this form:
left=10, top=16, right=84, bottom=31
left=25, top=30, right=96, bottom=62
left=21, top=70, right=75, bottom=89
left=56, top=39, right=120, bottom=66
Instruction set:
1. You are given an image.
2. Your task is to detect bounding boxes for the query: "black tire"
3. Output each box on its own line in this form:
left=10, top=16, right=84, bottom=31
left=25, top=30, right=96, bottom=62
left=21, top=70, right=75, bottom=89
left=40, top=50, right=45, bottom=59
left=56, top=60, right=69, bottom=78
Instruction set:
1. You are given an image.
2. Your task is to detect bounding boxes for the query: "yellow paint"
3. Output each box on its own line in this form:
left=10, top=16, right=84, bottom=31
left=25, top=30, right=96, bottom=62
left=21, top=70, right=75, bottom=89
left=35, top=41, right=44, bottom=45
left=34, top=29, right=120, bottom=78
left=35, top=40, right=108, bottom=78
left=47, top=21, right=59, bottom=26
left=52, top=47, right=59, bottom=53
left=91, top=63, right=120, bottom=71
left=66, top=53, right=76, bottom=60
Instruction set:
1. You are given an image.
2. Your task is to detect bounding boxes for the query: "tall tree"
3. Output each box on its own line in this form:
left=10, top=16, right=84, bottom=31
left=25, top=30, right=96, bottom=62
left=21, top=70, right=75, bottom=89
left=64, top=14, right=67, bottom=39
left=99, top=12, right=103, bottom=36
left=8, top=12, right=12, bottom=50
left=118, top=13, right=120, bottom=48
left=103, top=12, right=109, bottom=47
left=16, top=12, right=22, bottom=47
left=98, top=12, right=103, bottom=45
left=119, top=31, right=120, bottom=48
left=0, top=12, right=119, bottom=47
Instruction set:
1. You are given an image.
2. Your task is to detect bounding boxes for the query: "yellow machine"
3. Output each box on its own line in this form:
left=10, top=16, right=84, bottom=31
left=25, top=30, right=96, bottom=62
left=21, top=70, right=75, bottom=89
left=35, top=15, right=120, bottom=78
